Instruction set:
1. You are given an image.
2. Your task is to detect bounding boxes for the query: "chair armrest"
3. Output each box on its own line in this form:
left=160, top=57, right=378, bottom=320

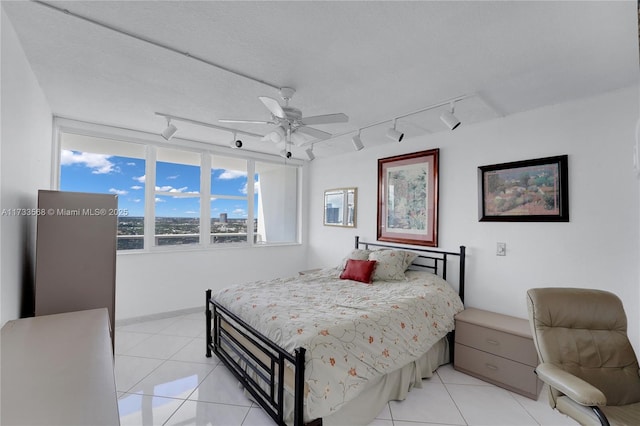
left=536, top=363, right=607, bottom=406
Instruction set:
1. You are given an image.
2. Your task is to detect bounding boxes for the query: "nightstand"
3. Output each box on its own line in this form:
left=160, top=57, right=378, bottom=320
left=453, top=308, right=542, bottom=399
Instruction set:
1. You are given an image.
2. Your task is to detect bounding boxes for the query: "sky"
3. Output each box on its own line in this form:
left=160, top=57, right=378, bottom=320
left=60, top=150, right=257, bottom=218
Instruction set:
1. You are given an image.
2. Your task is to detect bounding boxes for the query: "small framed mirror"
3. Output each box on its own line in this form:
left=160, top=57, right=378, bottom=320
left=324, top=187, right=357, bottom=227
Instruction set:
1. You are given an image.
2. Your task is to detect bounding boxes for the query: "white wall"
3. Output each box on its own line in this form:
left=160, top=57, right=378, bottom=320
left=115, top=244, right=308, bottom=320
left=308, top=86, right=640, bottom=351
left=1, top=9, right=53, bottom=325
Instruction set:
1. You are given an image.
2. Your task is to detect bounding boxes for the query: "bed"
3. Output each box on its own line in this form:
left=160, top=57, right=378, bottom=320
left=205, top=236, right=466, bottom=426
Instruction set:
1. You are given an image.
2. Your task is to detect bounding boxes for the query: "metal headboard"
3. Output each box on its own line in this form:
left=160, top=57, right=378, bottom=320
left=354, top=236, right=466, bottom=303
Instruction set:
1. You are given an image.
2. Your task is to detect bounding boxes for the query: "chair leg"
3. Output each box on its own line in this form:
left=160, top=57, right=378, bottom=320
left=591, top=406, right=610, bottom=426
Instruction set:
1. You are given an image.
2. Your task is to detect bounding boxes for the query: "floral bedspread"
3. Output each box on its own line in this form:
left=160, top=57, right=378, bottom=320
left=213, top=268, right=464, bottom=419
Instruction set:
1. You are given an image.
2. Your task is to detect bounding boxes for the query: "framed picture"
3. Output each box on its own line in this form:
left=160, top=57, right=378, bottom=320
left=377, top=149, right=439, bottom=246
left=323, top=187, right=357, bottom=227
left=478, top=155, right=569, bottom=222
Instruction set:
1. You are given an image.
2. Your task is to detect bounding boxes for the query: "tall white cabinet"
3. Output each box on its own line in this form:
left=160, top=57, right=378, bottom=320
left=34, top=190, right=117, bottom=347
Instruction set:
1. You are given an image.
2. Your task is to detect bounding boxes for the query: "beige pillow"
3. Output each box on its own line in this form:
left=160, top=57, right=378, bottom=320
left=338, top=249, right=371, bottom=270
left=368, top=249, right=407, bottom=281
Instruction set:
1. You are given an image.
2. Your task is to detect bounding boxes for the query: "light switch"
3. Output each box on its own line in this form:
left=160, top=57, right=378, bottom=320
left=497, top=242, right=506, bottom=256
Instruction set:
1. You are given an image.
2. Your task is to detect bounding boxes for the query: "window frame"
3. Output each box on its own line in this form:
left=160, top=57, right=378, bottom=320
left=53, top=117, right=304, bottom=253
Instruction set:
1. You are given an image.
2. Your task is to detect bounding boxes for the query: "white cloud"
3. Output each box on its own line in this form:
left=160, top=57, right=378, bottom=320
left=133, top=175, right=146, bottom=183
left=131, top=185, right=143, bottom=190
left=166, top=175, right=179, bottom=180
left=218, top=169, right=247, bottom=180
left=232, top=208, right=247, bottom=216
left=126, top=162, right=136, bottom=166
left=240, top=180, right=260, bottom=195
left=184, top=210, right=198, bottom=214
left=109, top=188, right=128, bottom=196
left=155, top=197, right=165, bottom=203
left=60, top=150, right=115, bottom=174
left=155, top=185, right=190, bottom=193
left=132, top=199, right=141, bottom=203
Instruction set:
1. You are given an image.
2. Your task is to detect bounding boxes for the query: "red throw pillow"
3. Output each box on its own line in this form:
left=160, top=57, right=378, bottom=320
left=340, top=259, right=377, bottom=284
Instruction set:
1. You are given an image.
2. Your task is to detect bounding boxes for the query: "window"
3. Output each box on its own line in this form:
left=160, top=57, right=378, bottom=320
left=60, top=133, right=145, bottom=250
left=57, top=127, right=300, bottom=251
left=155, top=148, right=201, bottom=246
left=211, top=156, right=250, bottom=244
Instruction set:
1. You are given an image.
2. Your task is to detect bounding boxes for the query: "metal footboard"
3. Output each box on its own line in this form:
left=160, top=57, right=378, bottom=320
left=206, top=289, right=308, bottom=426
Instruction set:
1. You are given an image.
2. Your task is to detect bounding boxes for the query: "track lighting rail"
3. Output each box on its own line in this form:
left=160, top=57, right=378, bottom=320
left=155, top=112, right=264, bottom=139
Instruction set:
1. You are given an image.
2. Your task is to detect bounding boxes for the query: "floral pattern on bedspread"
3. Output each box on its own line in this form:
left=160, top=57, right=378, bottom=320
left=213, top=269, right=464, bottom=419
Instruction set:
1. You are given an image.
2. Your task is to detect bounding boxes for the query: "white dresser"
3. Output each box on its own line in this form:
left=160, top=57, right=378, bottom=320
left=1, top=308, right=120, bottom=425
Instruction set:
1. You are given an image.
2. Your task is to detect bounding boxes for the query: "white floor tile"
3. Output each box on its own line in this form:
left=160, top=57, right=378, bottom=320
left=389, top=379, right=466, bottom=425
left=157, top=318, right=203, bottom=338
left=116, top=331, right=154, bottom=355
left=164, top=400, right=250, bottom=426
left=128, top=360, right=215, bottom=399
left=115, top=355, right=165, bottom=393
left=437, top=363, right=494, bottom=386
left=188, top=364, right=253, bottom=406
left=170, top=338, right=219, bottom=364
left=241, top=406, right=276, bottom=425
left=118, top=317, right=181, bottom=334
left=124, top=334, right=193, bottom=359
left=512, top=391, right=579, bottom=425
left=118, top=392, right=185, bottom=426
left=367, top=419, right=393, bottom=426
left=446, top=384, right=538, bottom=425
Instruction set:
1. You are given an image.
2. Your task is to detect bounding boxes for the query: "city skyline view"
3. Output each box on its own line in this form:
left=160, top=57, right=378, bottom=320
left=60, top=150, right=258, bottom=219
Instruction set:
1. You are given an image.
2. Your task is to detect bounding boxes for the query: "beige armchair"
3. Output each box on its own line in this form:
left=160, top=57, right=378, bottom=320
left=526, top=288, right=640, bottom=426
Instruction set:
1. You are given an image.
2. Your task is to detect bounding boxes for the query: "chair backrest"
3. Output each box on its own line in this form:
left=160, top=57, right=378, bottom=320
left=527, top=287, right=640, bottom=406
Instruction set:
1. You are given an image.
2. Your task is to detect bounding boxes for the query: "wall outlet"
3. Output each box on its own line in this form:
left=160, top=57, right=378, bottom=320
left=496, top=242, right=506, bottom=256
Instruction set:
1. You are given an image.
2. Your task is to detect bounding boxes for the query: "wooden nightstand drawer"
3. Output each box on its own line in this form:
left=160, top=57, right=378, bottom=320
left=454, top=344, right=539, bottom=399
left=455, top=321, right=538, bottom=366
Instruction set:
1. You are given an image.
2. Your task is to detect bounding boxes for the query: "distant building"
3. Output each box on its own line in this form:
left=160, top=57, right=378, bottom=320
left=220, top=213, right=227, bottom=223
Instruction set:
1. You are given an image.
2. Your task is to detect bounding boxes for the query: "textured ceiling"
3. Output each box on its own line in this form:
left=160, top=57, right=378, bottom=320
left=3, top=1, right=639, bottom=159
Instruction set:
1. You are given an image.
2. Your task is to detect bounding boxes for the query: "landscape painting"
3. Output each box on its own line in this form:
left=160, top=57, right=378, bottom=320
left=478, top=155, right=569, bottom=222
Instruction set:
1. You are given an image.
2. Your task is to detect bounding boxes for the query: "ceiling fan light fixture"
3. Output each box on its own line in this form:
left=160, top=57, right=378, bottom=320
left=161, top=119, right=178, bottom=141
left=386, top=120, right=404, bottom=142
left=440, top=102, right=461, bottom=130
left=269, top=126, right=286, bottom=144
left=352, top=133, right=364, bottom=151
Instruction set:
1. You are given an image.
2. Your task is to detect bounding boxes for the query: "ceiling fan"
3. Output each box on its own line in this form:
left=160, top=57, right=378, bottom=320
left=219, top=87, right=348, bottom=147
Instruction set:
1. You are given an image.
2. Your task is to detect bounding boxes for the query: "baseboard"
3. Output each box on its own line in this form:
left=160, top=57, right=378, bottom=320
left=115, top=306, right=201, bottom=327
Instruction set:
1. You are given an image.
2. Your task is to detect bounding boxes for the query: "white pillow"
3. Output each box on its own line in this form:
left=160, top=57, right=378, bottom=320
left=338, top=249, right=371, bottom=270
left=368, top=250, right=407, bottom=281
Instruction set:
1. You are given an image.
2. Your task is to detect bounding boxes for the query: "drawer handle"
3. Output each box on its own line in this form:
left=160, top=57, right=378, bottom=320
left=485, top=363, right=499, bottom=371
left=486, top=339, right=500, bottom=345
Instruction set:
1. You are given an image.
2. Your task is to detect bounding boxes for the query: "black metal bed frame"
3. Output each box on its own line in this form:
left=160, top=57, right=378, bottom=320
left=206, top=236, right=466, bottom=426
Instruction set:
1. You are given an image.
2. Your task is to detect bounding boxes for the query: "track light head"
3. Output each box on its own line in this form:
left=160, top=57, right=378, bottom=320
left=352, top=133, right=364, bottom=151
left=386, top=121, right=404, bottom=142
left=229, top=139, right=243, bottom=149
left=305, top=148, right=315, bottom=161
left=440, top=103, right=461, bottom=130
left=279, top=149, right=292, bottom=159
left=161, top=119, right=178, bottom=141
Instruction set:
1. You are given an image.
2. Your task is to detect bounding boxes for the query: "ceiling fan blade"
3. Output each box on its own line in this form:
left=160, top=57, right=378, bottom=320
left=258, top=96, right=286, bottom=119
left=300, top=113, right=349, bottom=126
left=219, top=118, right=273, bottom=124
left=290, top=132, right=309, bottom=146
left=296, top=126, right=331, bottom=140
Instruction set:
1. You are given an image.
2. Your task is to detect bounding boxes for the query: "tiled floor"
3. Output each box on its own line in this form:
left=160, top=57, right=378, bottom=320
left=115, top=312, right=578, bottom=426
